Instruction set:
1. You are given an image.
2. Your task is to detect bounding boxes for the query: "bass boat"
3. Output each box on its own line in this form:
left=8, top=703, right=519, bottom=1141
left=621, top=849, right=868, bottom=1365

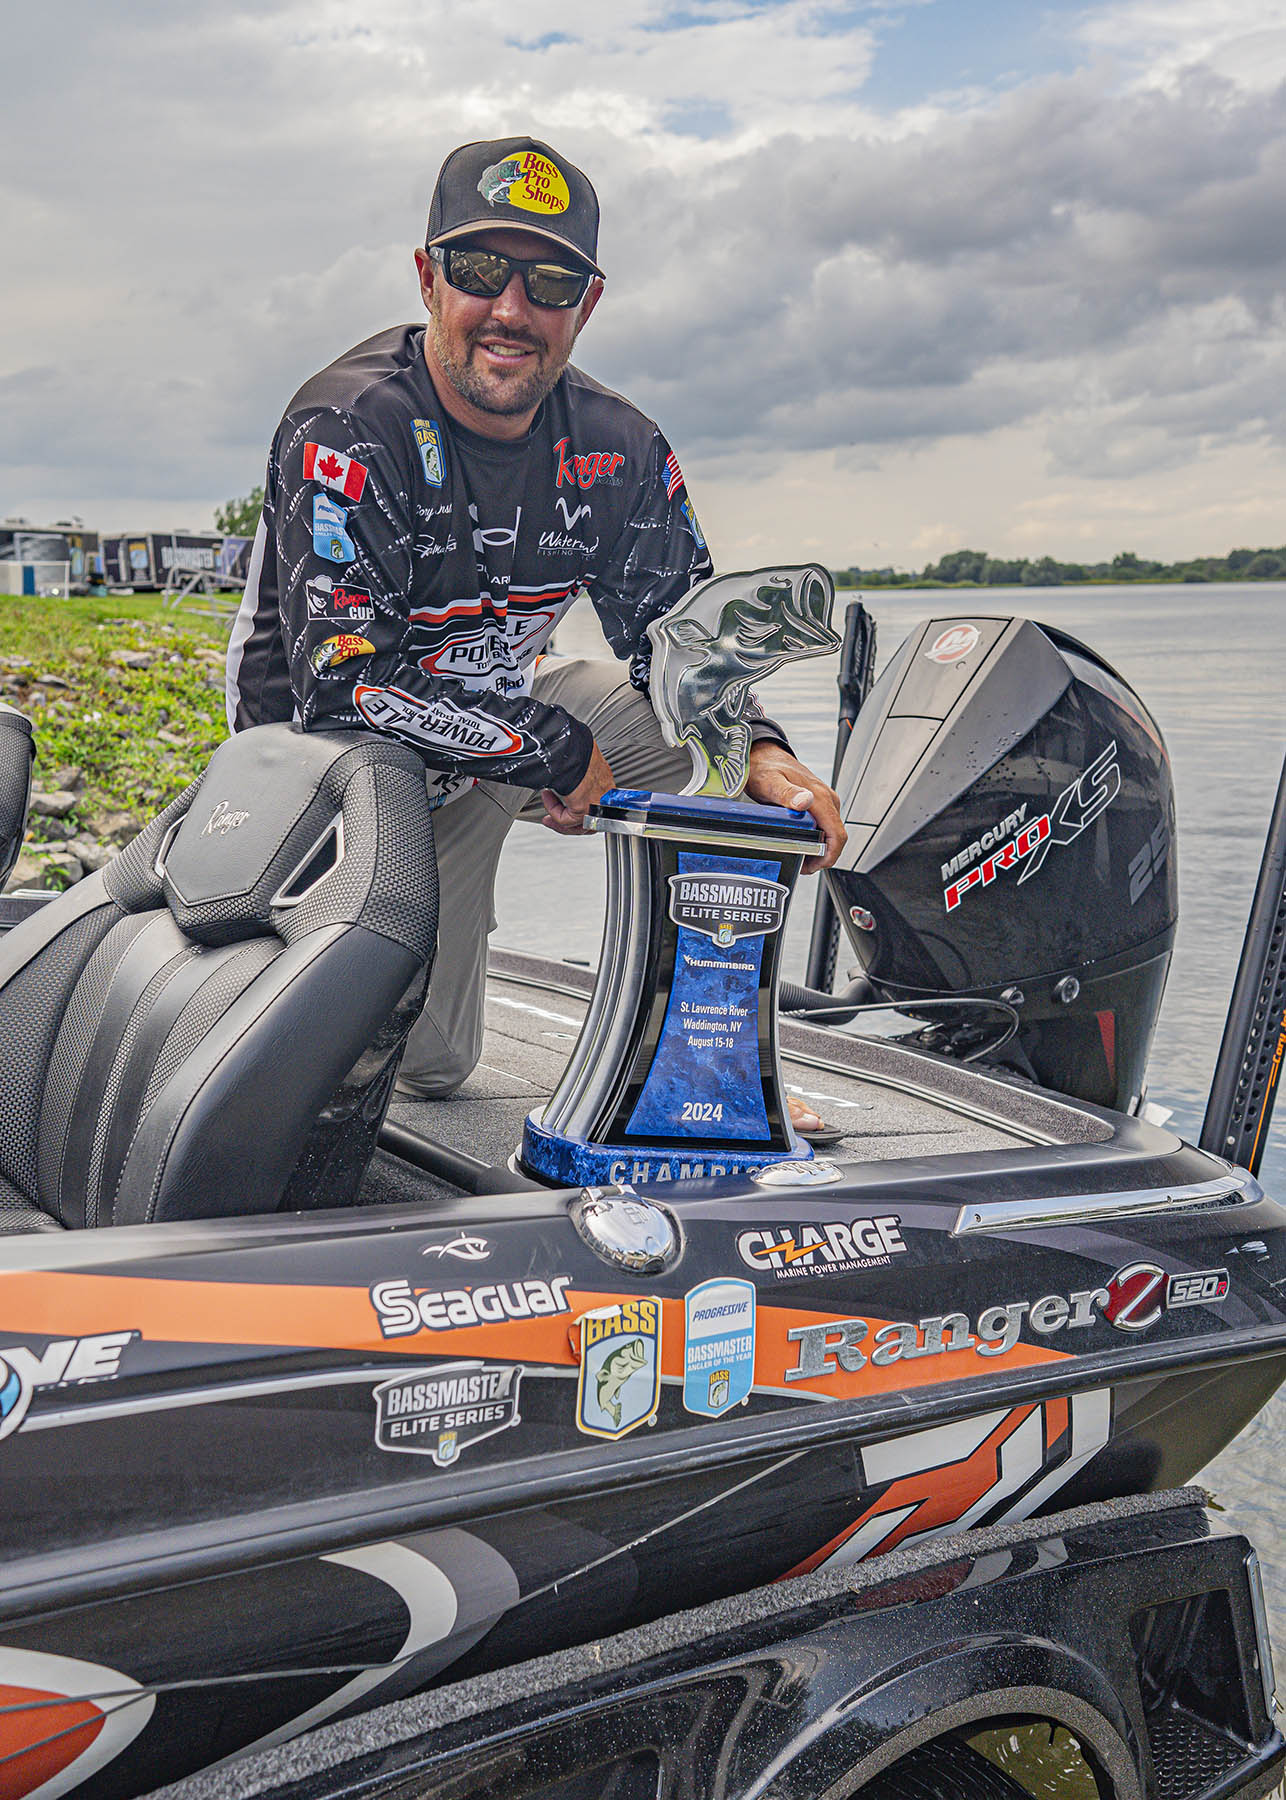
left=0, top=601, right=1281, bottom=1799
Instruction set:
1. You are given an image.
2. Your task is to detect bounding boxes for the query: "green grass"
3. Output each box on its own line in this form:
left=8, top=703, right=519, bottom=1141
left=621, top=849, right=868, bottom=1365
left=0, top=591, right=233, bottom=878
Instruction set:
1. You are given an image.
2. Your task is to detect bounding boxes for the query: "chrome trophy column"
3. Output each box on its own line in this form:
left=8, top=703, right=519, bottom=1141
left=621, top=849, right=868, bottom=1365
left=521, top=566, right=840, bottom=1186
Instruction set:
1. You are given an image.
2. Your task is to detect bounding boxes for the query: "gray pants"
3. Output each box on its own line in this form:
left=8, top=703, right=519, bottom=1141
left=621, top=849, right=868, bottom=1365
left=397, top=656, right=691, bottom=1097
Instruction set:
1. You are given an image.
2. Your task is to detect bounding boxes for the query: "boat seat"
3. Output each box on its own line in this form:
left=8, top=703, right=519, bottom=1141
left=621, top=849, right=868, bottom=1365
left=0, top=724, right=437, bottom=1230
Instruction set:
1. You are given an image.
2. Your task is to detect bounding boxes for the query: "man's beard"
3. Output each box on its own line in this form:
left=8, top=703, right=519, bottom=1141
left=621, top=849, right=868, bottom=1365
left=430, top=308, right=566, bottom=417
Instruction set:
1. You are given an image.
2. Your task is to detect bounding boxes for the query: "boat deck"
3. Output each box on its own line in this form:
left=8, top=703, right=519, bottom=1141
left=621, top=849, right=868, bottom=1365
left=376, top=948, right=1112, bottom=1198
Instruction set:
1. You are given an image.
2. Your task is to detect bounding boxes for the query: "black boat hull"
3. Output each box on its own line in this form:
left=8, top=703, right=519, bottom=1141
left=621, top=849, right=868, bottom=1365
left=1, top=1122, right=1284, bottom=1796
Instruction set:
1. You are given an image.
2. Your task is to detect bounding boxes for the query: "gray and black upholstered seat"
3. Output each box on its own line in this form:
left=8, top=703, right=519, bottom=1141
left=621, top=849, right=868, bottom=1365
left=0, top=725, right=436, bottom=1233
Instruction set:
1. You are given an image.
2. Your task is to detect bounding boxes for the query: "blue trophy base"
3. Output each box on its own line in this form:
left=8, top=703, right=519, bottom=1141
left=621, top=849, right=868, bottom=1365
left=521, top=1112, right=811, bottom=1188
left=519, top=791, right=824, bottom=1189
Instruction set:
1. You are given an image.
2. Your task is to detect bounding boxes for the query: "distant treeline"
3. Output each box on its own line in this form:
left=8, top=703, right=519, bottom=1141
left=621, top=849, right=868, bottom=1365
left=835, top=546, right=1286, bottom=588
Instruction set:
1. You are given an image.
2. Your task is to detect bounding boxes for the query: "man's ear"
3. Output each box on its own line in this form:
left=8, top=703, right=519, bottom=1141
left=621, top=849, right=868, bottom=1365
left=414, top=247, right=434, bottom=310
left=573, top=276, right=605, bottom=339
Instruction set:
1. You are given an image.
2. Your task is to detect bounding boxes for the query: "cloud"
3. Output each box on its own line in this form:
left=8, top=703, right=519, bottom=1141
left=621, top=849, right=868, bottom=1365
left=0, top=0, right=1283, bottom=562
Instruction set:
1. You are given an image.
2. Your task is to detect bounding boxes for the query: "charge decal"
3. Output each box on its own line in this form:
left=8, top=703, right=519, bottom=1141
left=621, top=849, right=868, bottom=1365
left=0, top=1647, right=155, bottom=1800
left=784, top=1389, right=1112, bottom=1576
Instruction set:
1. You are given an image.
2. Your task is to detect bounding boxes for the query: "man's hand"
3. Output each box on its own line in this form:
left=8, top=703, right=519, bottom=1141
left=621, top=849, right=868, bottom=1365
left=540, top=740, right=615, bottom=835
left=746, top=742, right=847, bottom=873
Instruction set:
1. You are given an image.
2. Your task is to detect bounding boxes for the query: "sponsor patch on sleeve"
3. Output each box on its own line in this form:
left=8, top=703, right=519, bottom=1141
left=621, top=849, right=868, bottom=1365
left=353, top=683, right=528, bottom=757
left=412, top=418, right=445, bottom=487
left=305, top=573, right=373, bottom=619
left=312, top=495, right=356, bottom=564
left=310, top=633, right=375, bottom=677
left=304, top=442, right=369, bottom=501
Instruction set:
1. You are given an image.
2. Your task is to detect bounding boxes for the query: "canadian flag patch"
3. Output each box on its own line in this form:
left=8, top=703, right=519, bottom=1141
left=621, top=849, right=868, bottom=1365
left=304, top=442, right=369, bottom=501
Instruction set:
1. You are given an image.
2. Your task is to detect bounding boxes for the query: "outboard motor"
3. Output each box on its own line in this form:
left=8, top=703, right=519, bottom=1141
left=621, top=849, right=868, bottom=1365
left=827, top=616, right=1177, bottom=1112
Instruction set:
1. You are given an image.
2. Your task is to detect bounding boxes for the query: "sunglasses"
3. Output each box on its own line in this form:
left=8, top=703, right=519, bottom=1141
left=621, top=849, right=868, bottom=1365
left=428, top=244, right=594, bottom=310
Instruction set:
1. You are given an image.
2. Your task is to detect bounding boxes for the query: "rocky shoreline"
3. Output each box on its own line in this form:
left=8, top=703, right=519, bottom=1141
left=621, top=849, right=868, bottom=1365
left=0, top=613, right=228, bottom=890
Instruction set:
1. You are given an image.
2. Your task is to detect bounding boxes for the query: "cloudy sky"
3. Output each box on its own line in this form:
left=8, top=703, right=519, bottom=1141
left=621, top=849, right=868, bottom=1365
left=3, top=0, right=1285, bottom=569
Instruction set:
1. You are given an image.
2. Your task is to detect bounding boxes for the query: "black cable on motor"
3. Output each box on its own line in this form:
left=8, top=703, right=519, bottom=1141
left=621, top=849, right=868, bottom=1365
left=779, top=975, right=875, bottom=1025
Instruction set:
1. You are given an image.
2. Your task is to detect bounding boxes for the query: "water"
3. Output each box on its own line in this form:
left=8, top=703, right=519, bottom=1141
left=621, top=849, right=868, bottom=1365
left=494, top=580, right=1286, bottom=1636
left=500, top=581, right=1285, bottom=1186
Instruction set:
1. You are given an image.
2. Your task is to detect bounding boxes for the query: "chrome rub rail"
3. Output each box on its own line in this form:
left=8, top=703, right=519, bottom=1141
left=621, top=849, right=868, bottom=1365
left=953, top=1171, right=1259, bottom=1236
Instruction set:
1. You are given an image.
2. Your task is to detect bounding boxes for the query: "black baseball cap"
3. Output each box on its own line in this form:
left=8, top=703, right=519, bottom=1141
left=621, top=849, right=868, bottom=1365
left=425, top=137, right=603, bottom=277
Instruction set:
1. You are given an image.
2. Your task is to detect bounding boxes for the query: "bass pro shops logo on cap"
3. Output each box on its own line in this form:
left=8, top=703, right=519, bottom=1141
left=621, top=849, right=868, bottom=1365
left=479, top=149, right=570, bottom=216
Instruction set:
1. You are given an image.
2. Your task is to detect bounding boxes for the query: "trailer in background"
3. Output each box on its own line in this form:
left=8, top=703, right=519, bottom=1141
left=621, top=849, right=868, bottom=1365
left=0, top=525, right=72, bottom=597
left=60, top=524, right=101, bottom=590
left=100, top=531, right=225, bottom=590
left=0, top=520, right=101, bottom=593
left=217, top=533, right=252, bottom=588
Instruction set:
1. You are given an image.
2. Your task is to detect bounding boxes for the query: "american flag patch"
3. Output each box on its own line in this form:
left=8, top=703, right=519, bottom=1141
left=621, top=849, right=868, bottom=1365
left=664, top=451, right=684, bottom=500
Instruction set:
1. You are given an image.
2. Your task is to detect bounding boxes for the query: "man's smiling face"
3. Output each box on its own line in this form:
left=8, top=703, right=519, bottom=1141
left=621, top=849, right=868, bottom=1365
left=416, top=229, right=601, bottom=438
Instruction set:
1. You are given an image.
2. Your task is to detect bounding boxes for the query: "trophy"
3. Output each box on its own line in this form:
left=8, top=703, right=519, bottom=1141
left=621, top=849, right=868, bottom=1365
left=520, top=566, right=841, bottom=1187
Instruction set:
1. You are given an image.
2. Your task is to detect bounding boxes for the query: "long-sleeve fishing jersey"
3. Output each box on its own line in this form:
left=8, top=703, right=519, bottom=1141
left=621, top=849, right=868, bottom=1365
left=226, top=325, right=715, bottom=804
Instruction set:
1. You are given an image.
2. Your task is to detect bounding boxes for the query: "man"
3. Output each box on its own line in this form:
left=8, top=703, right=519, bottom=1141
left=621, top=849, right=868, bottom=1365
left=227, top=135, right=845, bottom=1132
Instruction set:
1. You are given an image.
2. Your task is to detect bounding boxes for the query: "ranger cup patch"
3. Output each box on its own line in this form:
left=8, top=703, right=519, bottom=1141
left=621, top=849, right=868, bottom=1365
left=478, top=149, right=570, bottom=216
left=306, top=574, right=373, bottom=620
left=576, top=1299, right=661, bottom=1440
left=373, top=1361, right=521, bottom=1465
left=353, top=683, right=527, bottom=757
left=310, top=633, right=374, bottom=676
left=668, top=873, right=789, bottom=946
left=683, top=1279, right=754, bottom=1418
left=412, top=418, right=445, bottom=487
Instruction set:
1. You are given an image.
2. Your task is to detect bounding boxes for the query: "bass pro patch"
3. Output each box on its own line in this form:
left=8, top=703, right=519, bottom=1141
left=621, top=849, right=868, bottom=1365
left=310, top=633, right=375, bottom=676
left=478, top=149, right=570, bottom=216
left=575, top=1300, right=661, bottom=1440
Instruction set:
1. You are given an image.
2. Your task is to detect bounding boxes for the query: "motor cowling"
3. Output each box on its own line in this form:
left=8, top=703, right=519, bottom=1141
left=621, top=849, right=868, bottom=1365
left=826, top=616, right=1177, bottom=1112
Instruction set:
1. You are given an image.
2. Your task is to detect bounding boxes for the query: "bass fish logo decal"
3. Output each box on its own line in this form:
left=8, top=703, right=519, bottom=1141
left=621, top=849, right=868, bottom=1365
left=576, top=1299, right=662, bottom=1440
left=478, top=150, right=570, bottom=216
